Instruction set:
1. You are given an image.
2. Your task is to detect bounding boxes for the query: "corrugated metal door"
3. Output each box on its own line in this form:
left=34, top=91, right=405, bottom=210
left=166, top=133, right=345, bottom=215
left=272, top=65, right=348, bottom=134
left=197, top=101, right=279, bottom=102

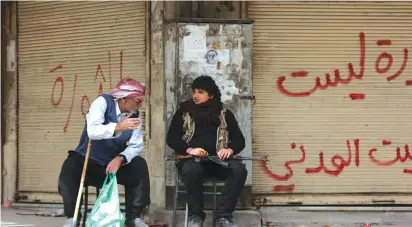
left=17, top=2, right=147, bottom=200
left=249, top=1, right=412, bottom=199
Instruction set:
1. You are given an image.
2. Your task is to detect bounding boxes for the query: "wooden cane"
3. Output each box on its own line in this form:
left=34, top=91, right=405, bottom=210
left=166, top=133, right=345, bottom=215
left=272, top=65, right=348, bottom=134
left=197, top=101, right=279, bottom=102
left=73, top=139, right=92, bottom=227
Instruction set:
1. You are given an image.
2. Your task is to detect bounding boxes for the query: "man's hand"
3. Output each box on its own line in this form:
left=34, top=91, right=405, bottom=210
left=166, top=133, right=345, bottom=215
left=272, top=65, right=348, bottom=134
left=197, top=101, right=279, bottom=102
left=115, top=114, right=141, bottom=132
left=106, top=156, right=123, bottom=174
left=186, top=148, right=208, bottom=157
left=217, top=148, right=233, bottom=160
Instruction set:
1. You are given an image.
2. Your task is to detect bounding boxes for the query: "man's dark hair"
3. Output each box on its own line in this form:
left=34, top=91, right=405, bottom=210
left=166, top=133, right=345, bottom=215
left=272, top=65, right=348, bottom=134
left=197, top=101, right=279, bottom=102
left=191, top=75, right=221, bottom=101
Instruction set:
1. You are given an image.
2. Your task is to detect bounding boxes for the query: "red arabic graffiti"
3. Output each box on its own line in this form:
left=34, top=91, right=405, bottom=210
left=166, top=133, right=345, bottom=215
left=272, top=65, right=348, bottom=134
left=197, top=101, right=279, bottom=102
left=80, top=95, right=90, bottom=118
left=375, top=39, right=408, bottom=82
left=277, top=32, right=409, bottom=99
left=368, top=140, right=412, bottom=172
left=273, top=185, right=295, bottom=193
left=349, top=93, right=365, bottom=100
left=261, top=143, right=305, bottom=193
left=109, top=51, right=113, bottom=89
left=95, top=64, right=105, bottom=96
left=262, top=139, right=412, bottom=192
left=51, top=76, right=64, bottom=107
left=49, top=64, right=63, bottom=73
left=262, top=143, right=306, bottom=181
left=64, top=74, right=78, bottom=133
left=305, top=139, right=360, bottom=176
left=120, top=51, right=124, bottom=80
left=49, top=51, right=124, bottom=133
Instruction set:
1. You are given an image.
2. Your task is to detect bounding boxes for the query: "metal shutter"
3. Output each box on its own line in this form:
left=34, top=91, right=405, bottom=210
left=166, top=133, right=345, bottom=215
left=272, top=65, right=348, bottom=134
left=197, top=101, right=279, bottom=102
left=17, top=1, right=146, bottom=200
left=249, top=1, right=412, bottom=198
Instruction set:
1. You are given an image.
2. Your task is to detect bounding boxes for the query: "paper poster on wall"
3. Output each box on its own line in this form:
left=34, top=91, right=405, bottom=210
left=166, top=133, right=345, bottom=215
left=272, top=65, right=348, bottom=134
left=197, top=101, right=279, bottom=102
left=216, top=49, right=230, bottom=66
left=205, top=49, right=231, bottom=66
left=214, top=76, right=239, bottom=103
left=204, top=64, right=223, bottom=75
left=205, top=50, right=218, bottom=64
left=183, top=36, right=207, bottom=61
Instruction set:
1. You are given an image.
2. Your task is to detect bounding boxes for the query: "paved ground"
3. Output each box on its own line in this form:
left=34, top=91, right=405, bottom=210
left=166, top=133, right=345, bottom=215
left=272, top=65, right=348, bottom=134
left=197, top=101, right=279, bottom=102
left=260, top=207, right=412, bottom=227
left=1, top=206, right=412, bottom=227
left=1, top=208, right=65, bottom=227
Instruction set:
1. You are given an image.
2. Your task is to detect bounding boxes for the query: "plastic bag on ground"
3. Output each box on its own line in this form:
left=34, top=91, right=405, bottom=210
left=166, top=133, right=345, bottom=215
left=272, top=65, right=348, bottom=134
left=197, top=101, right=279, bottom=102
left=86, top=173, right=125, bottom=227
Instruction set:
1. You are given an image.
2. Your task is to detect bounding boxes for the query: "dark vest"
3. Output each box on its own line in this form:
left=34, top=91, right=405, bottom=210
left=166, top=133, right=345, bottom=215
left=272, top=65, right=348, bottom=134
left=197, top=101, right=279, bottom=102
left=74, top=94, right=139, bottom=165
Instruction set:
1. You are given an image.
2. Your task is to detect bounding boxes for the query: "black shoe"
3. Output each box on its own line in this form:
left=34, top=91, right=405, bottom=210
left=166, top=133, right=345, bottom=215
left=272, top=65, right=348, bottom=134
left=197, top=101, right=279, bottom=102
left=216, top=217, right=238, bottom=227
left=188, top=215, right=203, bottom=227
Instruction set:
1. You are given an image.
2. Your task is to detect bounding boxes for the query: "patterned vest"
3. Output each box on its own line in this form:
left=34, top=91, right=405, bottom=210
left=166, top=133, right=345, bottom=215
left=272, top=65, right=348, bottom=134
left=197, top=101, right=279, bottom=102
left=181, top=109, right=229, bottom=151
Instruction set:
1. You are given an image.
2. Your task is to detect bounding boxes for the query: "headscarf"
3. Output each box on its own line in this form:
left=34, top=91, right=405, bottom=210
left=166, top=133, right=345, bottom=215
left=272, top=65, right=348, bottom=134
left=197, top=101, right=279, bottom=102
left=109, top=78, right=145, bottom=102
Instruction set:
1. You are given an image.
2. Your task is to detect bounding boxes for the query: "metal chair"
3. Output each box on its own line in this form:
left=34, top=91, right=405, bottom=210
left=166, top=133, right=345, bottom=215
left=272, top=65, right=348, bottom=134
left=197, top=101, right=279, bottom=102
left=172, top=168, right=223, bottom=227
left=80, top=183, right=101, bottom=227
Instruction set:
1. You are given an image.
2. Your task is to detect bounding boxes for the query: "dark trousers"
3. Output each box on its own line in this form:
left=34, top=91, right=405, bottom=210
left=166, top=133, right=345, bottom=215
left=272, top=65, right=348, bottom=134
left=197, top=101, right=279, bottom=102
left=177, top=159, right=247, bottom=220
left=58, top=151, right=150, bottom=221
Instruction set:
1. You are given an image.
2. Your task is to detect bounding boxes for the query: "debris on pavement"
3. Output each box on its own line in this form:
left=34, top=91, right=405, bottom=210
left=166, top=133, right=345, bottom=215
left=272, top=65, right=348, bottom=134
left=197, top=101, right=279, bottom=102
left=16, top=209, right=65, bottom=217
left=3, top=200, right=13, bottom=208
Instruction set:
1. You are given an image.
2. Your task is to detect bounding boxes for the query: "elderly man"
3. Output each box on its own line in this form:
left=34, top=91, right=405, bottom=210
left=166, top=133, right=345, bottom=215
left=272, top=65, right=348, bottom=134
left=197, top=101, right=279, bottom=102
left=58, top=78, right=150, bottom=227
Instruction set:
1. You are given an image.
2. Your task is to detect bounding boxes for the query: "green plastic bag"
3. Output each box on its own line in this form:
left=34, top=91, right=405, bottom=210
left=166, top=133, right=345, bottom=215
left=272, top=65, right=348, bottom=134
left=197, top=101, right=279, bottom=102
left=86, top=173, right=125, bottom=227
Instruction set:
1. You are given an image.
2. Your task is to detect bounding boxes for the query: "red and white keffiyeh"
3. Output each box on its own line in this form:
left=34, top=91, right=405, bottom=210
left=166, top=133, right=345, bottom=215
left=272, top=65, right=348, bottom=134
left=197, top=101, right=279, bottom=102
left=109, top=78, right=146, bottom=102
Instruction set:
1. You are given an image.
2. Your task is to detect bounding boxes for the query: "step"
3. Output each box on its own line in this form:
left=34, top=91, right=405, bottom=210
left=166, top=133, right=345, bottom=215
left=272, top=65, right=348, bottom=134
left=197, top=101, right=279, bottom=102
left=151, top=209, right=261, bottom=227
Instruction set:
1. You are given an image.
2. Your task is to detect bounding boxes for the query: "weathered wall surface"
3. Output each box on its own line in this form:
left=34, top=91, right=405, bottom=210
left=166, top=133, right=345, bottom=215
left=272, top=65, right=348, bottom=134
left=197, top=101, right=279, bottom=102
left=164, top=23, right=178, bottom=187
left=164, top=22, right=255, bottom=184
left=163, top=21, right=254, bottom=211
left=177, top=23, right=254, bottom=185
left=162, top=1, right=252, bottom=210
left=2, top=1, right=17, bottom=204
left=148, top=0, right=166, bottom=212
left=168, top=1, right=244, bottom=19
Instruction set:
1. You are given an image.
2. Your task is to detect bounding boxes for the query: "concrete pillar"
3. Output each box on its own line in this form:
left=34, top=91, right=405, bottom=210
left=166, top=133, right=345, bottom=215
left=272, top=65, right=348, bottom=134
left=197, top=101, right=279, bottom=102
left=2, top=1, right=18, bottom=204
left=146, top=0, right=166, bottom=216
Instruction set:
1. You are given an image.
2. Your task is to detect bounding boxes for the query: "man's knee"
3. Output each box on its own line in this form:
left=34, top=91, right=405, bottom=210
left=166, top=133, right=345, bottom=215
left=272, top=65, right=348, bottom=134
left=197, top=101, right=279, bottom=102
left=229, top=161, right=247, bottom=179
left=59, top=153, right=82, bottom=180
left=180, top=160, right=204, bottom=178
left=129, top=156, right=148, bottom=168
left=58, top=156, right=81, bottom=197
left=128, top=156, right=149, bottom=176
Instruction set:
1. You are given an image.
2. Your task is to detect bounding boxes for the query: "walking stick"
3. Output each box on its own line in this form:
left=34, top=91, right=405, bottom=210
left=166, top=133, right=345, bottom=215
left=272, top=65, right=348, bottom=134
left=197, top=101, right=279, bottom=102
left=73, top=139, right=92, bottom=227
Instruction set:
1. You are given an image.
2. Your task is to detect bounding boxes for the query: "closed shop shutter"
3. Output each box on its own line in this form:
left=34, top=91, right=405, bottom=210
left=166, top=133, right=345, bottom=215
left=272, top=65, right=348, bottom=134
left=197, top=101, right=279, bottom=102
left=17, top=1, right=147, bottom=200
left=249, top=1, right=412, bottom=200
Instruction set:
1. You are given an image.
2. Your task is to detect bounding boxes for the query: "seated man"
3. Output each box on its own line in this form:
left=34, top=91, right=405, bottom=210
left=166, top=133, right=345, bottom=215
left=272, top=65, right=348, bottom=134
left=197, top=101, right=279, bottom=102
left=167, top=75, right=247, bottom=227
left=58, top=78, right=150, bottom=227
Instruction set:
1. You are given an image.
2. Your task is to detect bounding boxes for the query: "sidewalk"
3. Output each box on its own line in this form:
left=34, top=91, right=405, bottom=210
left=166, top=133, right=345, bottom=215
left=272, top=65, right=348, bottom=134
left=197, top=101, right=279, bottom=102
left=1, top=208, right=65, bottom=227
left=260, top=207, right=412, bottom=227
left=1, top=205, right=412, bottom=227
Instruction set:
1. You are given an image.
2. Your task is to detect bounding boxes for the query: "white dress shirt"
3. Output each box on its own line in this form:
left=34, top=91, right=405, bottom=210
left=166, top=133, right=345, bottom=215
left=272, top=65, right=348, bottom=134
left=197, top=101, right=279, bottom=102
left=85, top=96, right=144, bottom=164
